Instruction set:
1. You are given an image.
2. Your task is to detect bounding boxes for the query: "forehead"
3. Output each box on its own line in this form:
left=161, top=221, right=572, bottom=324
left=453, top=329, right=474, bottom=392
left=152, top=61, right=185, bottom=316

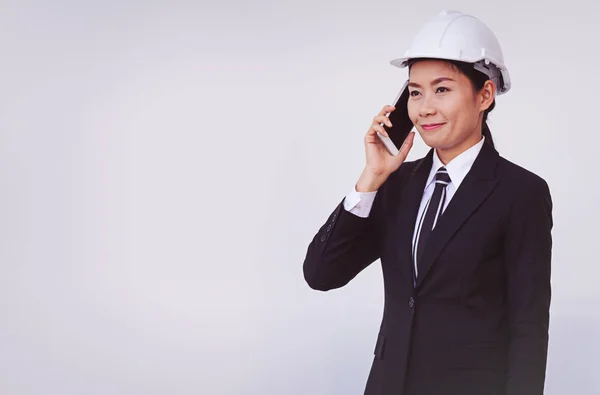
left=409, top=60, right=461, bottom=82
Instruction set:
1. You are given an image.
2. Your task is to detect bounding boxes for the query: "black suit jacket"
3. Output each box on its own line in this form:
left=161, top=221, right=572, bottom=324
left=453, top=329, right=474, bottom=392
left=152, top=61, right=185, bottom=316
left=303, top=142, right=553, bottom=395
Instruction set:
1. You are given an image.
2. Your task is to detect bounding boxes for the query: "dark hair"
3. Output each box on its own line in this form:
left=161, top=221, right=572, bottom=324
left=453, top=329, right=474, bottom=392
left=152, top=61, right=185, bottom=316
left=408, top=58, right=498, bottom=148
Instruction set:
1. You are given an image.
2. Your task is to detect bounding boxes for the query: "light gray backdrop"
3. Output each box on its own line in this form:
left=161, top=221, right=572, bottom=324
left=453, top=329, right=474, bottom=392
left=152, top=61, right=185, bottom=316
left=0, top=0, right=597, bottom=394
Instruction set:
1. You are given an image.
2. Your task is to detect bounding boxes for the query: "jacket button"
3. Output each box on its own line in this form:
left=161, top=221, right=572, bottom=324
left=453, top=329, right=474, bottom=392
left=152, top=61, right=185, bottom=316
left=326, top=224, right=332, bottom=232
left=320, top=234, right=327, bottom=242
left=409, top=297, right=415, bottom=308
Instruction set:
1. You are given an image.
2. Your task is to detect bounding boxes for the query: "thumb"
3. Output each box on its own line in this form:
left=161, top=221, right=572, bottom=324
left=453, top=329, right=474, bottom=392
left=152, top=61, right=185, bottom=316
left=394, top=131, right=416, bottom=164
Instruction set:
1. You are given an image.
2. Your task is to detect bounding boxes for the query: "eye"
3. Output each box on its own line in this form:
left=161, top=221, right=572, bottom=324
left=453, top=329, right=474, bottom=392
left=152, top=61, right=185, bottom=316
left=409, top=90, right=421, bottom=97
left=436, top=86, right=450, bottom=93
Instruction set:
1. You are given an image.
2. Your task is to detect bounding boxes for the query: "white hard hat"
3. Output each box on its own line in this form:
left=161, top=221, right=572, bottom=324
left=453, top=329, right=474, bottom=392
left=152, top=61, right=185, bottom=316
left=390, top=10, right=511, bottom=94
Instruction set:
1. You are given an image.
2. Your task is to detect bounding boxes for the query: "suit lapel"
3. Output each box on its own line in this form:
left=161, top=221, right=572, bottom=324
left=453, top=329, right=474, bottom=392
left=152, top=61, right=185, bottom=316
left=414, top=142, right=500, bottom=289
left=395, top=150, right=433, bottom=285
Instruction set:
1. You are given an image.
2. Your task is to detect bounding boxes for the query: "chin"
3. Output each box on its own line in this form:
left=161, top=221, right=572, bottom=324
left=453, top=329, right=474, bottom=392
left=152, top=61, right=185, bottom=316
left=420, top=132, right=451, bottom=150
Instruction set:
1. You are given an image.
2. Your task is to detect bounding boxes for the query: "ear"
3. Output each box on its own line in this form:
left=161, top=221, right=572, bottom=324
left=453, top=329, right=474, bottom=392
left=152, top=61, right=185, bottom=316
left=479, top=80, right=496, bottom=112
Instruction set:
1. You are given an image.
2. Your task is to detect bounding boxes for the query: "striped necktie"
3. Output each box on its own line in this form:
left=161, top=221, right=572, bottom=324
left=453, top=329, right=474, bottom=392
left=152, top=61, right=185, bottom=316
left=413, top=166, right=451, bottom=279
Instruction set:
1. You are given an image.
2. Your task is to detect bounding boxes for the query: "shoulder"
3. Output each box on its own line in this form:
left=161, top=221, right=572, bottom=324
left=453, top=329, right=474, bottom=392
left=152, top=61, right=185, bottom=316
left=496, top=155, right=552, bottom=201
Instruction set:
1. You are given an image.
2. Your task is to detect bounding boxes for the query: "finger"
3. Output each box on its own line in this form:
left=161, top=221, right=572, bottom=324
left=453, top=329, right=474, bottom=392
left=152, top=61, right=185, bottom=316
left=365, top=128, right=388, bottom=146
left=397, top=130, right=416, bottom=159
left=365, top=131, right=385, bottom=145
left=369, top=122, right=388, bottom=138
left=377, top=105, right=396, bottom=117
left=373, top=115, right=393, bottom=128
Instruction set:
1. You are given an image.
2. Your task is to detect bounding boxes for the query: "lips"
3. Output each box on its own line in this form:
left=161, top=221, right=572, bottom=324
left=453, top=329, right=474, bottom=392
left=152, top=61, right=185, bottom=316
left=421, top=123, right=445, bottom=131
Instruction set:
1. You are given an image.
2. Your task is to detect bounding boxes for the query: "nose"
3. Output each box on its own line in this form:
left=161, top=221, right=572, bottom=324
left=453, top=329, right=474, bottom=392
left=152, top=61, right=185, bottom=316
left=418, top=94, right=437, bottom=118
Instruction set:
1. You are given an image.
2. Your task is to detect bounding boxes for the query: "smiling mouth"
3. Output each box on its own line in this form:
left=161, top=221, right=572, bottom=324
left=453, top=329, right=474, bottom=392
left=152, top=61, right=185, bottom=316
left=421, top=123, right=445, bottom=131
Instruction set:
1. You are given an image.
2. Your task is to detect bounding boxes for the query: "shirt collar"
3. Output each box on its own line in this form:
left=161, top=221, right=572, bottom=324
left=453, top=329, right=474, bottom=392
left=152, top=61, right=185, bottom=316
left=425, top=136, right=486, bottom=190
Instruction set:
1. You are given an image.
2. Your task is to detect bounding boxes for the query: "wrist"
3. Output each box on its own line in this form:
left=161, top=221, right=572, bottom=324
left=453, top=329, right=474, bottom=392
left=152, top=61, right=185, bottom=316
left=356, top=170, right=387, bottom=192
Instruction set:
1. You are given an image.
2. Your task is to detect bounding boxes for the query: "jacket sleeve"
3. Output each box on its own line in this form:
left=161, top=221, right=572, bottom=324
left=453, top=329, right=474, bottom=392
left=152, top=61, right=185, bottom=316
left=504, top=178, right=553, bottom=395
left=302, top=184, right=386, bottom=292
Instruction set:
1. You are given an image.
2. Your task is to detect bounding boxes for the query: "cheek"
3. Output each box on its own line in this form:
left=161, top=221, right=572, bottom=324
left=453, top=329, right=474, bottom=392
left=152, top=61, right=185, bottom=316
left=452, top=96, right=479, bottom=127
left=407, top=101, right=418, bottom=123
left=455, top=105, right=479, bottom=129
left=440, top=101, right=467, bottom=126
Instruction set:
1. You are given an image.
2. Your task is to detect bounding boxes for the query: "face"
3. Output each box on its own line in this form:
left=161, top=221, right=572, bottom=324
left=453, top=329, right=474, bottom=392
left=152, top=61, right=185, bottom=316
left=407, top=60, right=494, bottom=162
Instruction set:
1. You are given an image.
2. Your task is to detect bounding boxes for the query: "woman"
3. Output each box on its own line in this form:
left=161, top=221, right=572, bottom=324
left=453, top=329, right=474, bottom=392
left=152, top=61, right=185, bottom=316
left=302, top=10, right=552, bottom=395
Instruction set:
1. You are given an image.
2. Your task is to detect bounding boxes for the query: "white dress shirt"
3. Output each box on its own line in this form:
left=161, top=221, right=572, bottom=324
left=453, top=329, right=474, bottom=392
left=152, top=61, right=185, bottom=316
left=343, top=137, right=486, bottom=264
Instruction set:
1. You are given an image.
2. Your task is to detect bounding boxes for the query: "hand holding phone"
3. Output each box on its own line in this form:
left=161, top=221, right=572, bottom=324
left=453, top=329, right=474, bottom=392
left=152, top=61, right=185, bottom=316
left=357, top=81, right=416, bottom=192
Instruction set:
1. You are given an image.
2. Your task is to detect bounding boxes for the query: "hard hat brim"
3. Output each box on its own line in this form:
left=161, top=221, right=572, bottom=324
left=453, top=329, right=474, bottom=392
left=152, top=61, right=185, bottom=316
left=389, top=55, right=511, bottom=95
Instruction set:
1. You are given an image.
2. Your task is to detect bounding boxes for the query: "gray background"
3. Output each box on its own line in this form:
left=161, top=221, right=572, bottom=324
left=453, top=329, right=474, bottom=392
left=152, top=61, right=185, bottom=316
left=0, top=0, right=597, bottom=394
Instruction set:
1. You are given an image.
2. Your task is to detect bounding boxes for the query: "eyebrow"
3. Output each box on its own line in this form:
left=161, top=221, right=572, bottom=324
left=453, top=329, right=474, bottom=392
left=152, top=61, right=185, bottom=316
left=408, top=77, right=456, bottom=88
